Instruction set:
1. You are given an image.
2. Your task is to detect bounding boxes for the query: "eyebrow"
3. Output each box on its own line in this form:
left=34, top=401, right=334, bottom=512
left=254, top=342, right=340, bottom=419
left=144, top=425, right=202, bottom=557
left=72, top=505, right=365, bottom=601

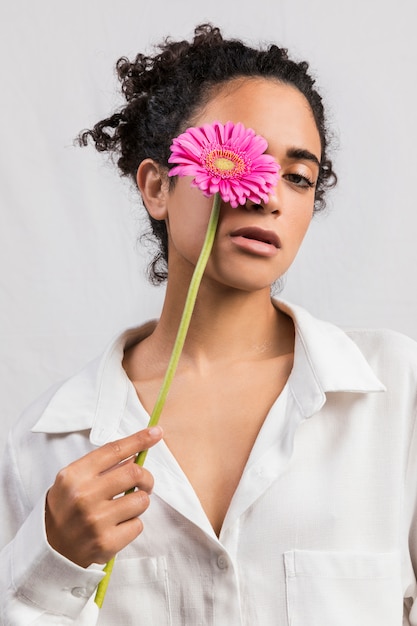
left=286, top=147, right=321, bottom=168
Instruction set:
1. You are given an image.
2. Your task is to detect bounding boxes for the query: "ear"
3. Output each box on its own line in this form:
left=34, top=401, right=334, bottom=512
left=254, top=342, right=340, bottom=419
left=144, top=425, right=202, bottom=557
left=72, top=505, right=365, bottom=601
left=136, top=159, right=169, bottom=220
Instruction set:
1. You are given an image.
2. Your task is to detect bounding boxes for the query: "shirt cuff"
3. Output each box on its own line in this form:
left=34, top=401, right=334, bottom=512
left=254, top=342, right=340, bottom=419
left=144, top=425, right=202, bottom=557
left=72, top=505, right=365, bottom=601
left=11, top=492, right=105, bottom=619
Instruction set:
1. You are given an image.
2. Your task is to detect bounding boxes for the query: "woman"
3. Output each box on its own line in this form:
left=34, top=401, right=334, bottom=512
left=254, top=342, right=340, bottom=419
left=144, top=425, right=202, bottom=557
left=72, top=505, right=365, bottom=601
left=1, top=24, right=416, bottom=625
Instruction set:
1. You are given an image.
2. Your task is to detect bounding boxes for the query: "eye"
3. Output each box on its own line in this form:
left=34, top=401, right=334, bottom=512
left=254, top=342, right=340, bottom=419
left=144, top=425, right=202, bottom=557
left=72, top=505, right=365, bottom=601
left=284, top=172, right=316, bottom=189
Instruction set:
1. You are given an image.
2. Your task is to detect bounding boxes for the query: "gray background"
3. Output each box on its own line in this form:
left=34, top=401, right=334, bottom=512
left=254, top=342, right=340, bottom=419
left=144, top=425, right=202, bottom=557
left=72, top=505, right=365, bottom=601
left=1, top=0, right=416, bottom=455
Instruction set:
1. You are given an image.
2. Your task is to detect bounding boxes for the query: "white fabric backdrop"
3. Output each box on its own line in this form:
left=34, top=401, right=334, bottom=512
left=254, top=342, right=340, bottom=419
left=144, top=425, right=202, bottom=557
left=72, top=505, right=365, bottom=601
left=1, top=0, right=416, bottom=456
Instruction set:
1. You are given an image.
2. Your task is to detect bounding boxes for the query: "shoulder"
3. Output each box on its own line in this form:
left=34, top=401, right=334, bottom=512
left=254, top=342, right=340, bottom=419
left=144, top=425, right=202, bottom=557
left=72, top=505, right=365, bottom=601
left=3, top=371, right=99, bottom=503
left=4, top=321, right=156, bottom=490
left=276, top=300, right=417, bottom=399
left=11, top=354, right=101, bottom=441
left=343, top=327, right=417, bottom=407
left=280, top=298, right=417, bottom=370
left=3, top=352, right=103, bottom=504
left=345, top=327, right=417, bottom=372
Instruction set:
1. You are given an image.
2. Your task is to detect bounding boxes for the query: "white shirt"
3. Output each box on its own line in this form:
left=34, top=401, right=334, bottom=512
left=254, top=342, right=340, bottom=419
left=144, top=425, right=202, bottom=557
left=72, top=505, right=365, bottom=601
left=1, top=300, right=417, bottom=625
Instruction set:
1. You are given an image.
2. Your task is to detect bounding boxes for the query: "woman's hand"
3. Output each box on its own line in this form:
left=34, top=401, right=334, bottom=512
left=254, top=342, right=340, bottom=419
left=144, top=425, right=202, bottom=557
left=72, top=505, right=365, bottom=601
left=45, top=426, right=163, bottom=568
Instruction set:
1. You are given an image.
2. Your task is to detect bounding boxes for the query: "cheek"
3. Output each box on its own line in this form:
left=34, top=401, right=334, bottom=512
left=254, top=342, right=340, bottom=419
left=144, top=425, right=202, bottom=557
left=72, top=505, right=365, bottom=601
left=299, top=207, right=314, bottom=234
left=286, top=204, right=314, bottom=249
left=166, top=183, right=215, bottom=260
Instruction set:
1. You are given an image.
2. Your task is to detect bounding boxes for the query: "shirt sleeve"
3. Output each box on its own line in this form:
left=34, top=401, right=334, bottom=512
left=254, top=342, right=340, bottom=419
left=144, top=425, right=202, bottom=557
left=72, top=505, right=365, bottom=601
left=0, top=431, right=104, bottom=624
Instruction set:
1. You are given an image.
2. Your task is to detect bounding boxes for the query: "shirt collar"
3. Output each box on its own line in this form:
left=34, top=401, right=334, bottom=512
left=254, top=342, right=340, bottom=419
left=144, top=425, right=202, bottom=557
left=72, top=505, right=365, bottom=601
left=31, top=301, right=385, bottom=442
left=31, top=322, right=157, bottom=442
left=278, top=300, right=386, bottom=418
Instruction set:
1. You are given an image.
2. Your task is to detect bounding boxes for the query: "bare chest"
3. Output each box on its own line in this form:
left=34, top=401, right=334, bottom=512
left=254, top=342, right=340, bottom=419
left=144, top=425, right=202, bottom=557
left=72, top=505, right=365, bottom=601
left=134, top=357, right=292, bottom=535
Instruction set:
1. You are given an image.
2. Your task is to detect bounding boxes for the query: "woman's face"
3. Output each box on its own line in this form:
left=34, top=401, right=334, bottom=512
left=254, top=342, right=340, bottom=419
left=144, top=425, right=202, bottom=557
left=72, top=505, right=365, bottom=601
left=164, top=77, right=321, bottom=293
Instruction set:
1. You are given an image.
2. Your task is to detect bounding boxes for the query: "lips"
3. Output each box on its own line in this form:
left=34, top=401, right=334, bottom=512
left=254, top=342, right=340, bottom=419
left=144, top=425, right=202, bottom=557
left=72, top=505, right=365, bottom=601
left=230, top=227, right=281, bottom=248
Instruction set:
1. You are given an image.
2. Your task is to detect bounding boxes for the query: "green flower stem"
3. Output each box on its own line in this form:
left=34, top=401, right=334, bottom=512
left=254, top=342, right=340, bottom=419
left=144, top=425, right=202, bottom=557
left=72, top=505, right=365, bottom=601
left=94, top=193, right=221, bottom=608
left=94, top=557, right=115, bottom=608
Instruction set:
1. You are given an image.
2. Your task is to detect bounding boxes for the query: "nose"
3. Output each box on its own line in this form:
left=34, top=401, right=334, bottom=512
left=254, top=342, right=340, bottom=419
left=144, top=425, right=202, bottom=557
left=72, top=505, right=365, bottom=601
left=245, top=191, right=280, bottom=215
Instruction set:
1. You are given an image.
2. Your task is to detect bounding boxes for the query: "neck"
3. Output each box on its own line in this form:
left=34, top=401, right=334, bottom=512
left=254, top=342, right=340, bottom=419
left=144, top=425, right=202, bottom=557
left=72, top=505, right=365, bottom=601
left=151, top=274, right=293, bottom=367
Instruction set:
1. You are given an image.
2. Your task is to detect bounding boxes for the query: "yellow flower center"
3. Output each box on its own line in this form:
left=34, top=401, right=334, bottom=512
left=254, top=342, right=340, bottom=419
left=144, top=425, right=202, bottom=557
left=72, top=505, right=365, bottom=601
left=214, top=157, right=236, bottom=171
left=203, top=147, right=247, bottom=178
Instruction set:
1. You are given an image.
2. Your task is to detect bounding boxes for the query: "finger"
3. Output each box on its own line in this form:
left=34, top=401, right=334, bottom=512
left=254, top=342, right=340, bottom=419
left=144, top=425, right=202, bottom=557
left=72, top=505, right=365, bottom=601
left=78, top=426, right=163, bottom=475
left=99, top=462, right=155, bottom=500
left=108, top=490, right=151, bottom=526
left=91, top=516, right=145, bottom=564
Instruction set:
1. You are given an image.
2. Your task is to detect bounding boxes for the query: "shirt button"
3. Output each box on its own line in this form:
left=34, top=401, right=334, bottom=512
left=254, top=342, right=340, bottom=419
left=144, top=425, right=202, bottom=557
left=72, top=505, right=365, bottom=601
left=71, top=587, right=90, bottom=598
left=217, top=554, right=229, bottom=570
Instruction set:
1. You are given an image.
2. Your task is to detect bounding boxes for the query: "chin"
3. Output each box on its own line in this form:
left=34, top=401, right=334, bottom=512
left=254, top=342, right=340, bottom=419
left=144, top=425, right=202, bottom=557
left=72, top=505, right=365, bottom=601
left=207, top=257, right=285, bottom=293
left=205, top=271, right=279, bottom=294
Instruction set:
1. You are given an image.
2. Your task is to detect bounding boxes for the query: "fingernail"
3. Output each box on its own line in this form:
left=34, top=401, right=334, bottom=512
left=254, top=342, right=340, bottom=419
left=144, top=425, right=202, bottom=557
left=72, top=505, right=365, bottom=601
left=148, top=426, right=162, bottom=436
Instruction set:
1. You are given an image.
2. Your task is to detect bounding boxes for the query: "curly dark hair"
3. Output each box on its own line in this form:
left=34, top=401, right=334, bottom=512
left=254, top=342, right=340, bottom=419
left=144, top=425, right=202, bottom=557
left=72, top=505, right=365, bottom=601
left=79, top=24, right=337, bottom=284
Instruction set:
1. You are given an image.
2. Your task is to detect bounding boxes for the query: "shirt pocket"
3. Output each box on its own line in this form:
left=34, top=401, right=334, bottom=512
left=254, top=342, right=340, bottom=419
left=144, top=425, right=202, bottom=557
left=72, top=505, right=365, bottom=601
left=284, top=549, right=402, bottom=626
left=100, top=555, right=172, bottom=625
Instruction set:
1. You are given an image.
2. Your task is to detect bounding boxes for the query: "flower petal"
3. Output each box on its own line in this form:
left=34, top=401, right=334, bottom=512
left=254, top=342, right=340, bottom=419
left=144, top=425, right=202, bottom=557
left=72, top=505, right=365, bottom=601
left=168, top=120, right=280, bottom=205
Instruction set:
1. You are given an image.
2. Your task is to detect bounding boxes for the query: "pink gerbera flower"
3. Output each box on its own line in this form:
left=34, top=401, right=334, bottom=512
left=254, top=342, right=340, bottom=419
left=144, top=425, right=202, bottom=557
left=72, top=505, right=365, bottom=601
left=168, top=121, right=280, bottom=208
